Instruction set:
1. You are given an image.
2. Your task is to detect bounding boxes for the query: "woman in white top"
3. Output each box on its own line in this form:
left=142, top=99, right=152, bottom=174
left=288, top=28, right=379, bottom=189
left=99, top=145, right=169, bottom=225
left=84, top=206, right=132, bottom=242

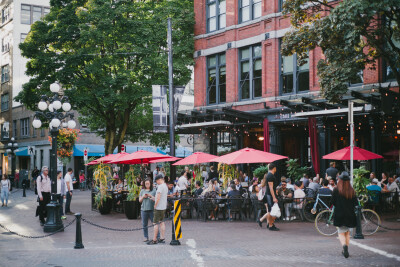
left=56, top=171, right=66, bottom=219
left=1, top=175, right=11, bottom=207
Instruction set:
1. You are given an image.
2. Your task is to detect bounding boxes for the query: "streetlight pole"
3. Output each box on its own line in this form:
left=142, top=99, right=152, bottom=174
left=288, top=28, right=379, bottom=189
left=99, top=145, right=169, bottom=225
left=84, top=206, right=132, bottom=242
left=33, top=82, right=76, bottom=232
left=6, top=137, right=18, bottom=188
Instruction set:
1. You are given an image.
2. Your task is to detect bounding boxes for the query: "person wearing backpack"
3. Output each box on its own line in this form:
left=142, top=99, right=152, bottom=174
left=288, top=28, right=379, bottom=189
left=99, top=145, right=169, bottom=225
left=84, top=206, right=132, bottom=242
left=1, top=175, right=11, bottom=207
left=37, top=166, right=51, bottom=226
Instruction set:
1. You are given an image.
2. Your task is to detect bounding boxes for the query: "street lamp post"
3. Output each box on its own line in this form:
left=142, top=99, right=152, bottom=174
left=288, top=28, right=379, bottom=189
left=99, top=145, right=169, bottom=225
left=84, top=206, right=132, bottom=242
left=33, top=82, right=76, bottom=233
left=6, top=137, right=19, bottom=188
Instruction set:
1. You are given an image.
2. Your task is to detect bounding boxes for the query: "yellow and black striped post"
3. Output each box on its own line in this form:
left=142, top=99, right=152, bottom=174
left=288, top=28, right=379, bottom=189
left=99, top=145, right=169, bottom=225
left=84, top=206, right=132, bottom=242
left=170, top=199, right=181, bottom=245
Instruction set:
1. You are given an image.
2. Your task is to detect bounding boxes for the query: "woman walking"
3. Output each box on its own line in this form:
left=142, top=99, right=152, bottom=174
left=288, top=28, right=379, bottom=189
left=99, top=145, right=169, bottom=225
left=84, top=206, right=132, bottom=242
left=56, top=171, right=67, bottom=220
left=332, top=172, right=358, bottom=258
left=1, top=175, right=11, bottom=207
left=139, top=179, right=157, bottom=242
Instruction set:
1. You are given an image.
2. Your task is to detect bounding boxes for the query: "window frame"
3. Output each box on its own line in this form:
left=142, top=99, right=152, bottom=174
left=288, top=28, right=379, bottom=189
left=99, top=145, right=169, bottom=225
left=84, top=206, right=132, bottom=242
left=1, top=65, right=10, bottom=83
left=1, top=93, right=9, bottom=112
left=21, top=4, right=49, bottom=25
left=239, top=0, right=262, bottom=23
left=2, top=6, right=10, bottom=24
left=20, top=33, right=28, bottom=43
left=239, top=44, right=262, bottom=101
left=206, top=0, right=226, bottom=33
left=279, top=41, right=310, bottom=95
left=20, top=118, right=30, bottom=137
left=207, top=53, right=226, bottom=105
left=13, top=120, right=17, bottom=139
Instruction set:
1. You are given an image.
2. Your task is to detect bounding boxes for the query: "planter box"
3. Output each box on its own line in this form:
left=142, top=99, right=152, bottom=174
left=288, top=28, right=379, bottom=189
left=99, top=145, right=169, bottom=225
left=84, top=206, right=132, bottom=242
left=124, top=200, right=139, bottom=219
left=98, top=198, right=112, bottom=215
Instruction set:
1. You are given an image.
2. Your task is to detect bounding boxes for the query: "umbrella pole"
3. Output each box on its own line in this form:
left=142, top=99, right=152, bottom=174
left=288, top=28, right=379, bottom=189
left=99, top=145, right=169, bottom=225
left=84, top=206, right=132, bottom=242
left=349, top=101, right=354, bottom=184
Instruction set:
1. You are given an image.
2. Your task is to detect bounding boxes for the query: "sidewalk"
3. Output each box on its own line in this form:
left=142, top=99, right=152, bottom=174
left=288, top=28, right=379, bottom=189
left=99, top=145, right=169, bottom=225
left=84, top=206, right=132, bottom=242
left=1, top=189, right=400, bottom=267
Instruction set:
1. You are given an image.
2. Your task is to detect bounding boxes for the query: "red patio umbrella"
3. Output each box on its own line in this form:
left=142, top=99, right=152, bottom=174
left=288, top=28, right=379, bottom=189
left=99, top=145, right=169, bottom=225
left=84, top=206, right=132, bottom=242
left=211, top=147, right=288, bottom=164
left=172, top=152, right=218, bottom=166
left=149, top=157, right=181, bottom=163
left=110, top=150, right=172, bottom=165
left=322, top=146, right=383, bottom=161
left=86, top=152, right=129, bottom=165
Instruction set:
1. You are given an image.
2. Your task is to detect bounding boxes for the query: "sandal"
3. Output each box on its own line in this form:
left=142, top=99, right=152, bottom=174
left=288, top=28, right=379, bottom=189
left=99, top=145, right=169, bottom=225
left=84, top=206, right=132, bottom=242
left=143, top=239, right=149, bottom=242
left=158, top=239, right=165, bottom=244
left=147, top=240, right=158, bottom=245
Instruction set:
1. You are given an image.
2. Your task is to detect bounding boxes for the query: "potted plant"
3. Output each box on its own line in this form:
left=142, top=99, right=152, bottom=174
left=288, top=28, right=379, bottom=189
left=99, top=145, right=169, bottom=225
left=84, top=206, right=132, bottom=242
left=253, top=165, right=269, bottom=180
left=93, top=164, right=112, bottom=215
left=124, top=167, right=141, bottom=219
left=353, top=166, right=370, bottom=206
left=286, top=159, right=308, bottom=181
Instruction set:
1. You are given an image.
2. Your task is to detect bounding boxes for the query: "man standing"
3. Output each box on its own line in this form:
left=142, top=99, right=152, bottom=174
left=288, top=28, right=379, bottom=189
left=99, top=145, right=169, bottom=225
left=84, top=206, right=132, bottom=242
left=64, top=168, right=74, bottom=215
left=325, top=162, right=339, bottom=181
left=37, top=166, right=51, bottom=226
left=265, top=163, right=279, bottom=231
left=148, top=175, right=168, bottom=245
left=177, top=171, right=188, bottom=191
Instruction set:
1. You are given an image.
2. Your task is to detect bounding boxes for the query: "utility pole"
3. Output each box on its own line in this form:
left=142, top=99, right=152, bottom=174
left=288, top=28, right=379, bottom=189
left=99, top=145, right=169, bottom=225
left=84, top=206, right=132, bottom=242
left=168, top=18, right=176, bottom=180
left=348, top=101, right=354, bottom=184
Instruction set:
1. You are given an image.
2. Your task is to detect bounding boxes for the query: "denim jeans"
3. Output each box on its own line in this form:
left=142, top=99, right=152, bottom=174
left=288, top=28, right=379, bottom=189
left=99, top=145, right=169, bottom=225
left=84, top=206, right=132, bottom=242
left=65, top=191, right=73, bottom=213
left=141, top=210, right=159, bottom=240
left=1, top=187, right=9, bottom=205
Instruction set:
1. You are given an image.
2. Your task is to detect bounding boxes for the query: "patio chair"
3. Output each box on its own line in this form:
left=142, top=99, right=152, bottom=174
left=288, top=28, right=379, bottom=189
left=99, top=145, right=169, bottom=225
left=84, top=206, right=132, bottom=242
left=228, top=197, right=243, bottom=221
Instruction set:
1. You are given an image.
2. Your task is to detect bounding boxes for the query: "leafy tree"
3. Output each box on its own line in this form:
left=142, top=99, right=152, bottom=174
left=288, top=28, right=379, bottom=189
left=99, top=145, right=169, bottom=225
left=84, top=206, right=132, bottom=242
left=17, top=0, right=194, bottom=154
left=281, top=0, right=400, bottom=102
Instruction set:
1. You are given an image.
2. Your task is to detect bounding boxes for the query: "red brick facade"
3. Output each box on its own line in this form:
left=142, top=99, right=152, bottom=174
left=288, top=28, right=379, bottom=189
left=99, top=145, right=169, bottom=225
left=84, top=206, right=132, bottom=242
left=193, top=0, right=387, bottom=112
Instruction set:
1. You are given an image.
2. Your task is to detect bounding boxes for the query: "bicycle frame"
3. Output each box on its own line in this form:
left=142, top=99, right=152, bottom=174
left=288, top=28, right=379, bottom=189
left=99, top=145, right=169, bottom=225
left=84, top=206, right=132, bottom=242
left=312, top=194, right=332, bottom=213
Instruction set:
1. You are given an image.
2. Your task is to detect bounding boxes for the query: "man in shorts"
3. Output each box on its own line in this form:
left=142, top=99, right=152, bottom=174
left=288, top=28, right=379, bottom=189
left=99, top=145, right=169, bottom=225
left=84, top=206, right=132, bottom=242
left=148, top=174, right=168, bottom=245
left=265, top=163, right=279, bottom=231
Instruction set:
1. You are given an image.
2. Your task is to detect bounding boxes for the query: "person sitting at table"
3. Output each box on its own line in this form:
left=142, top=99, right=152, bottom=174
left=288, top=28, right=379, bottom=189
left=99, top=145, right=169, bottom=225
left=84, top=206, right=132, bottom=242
left=227, top=184, right=241, bottom=221
left=234, top=178, right=243, bottom=193
left=227, top=180, right=235, bottom=193
left=318, top=179, right=333, bottom=196
left=194, top=181, right=203, bottom=197
left=244, top=173, right=249, bottom=183
left=115, top=178, right=124, bottom=205
left=212, top=178, right=221, bottom=194
left=167, top=181, right=178, bottom=198
left=248, top=178, right=258, bottom=193
left=177, top=171, right=189, bottom=192
left=203, top=180, right=218, bottom=220
left=277, top=179, right=293, bottom=220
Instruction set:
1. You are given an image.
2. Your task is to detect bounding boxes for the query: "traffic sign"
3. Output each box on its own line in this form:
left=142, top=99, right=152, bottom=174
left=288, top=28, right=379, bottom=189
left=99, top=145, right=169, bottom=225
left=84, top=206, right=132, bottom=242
left=84, top=147, right=88, bottom=162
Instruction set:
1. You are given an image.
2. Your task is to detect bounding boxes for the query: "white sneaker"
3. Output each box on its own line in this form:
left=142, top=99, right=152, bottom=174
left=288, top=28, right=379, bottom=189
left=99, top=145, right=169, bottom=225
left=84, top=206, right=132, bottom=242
left=291, top=216, right=297, bottom=220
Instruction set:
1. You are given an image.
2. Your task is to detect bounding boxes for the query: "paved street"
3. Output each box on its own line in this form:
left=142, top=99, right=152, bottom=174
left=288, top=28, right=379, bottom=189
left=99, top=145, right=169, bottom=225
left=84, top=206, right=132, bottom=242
left=1, top=189, right=400, bottom=267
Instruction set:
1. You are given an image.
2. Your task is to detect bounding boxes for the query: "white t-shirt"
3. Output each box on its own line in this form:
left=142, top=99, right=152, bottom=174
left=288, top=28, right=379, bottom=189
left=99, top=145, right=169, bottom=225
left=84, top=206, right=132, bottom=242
left=294, top=188, right=305, bottom=199
left=177, top=176, right=188, bottom=190
left=387, top=182, right=399, bottom=192
left=155, top=183, right=168, bottom=210
left=64, top=173, right=73, bottom=192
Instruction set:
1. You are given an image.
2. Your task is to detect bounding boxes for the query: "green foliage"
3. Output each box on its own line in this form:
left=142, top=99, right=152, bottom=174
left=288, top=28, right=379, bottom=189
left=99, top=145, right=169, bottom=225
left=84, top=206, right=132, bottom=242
left=125, top=167, right=141, bottom=202
left=282, top=0, right=400, bottom=102
left=353, top=167, right=370, bottom=206
left=17, top=0, right=194, bottom=154
left=218, top=163, right=238, bottom=192
left=286, top=159, right=308, bottom=181
left=253, top=165, right=269, bottom=180
left=93, top=164, right=112, bottom=208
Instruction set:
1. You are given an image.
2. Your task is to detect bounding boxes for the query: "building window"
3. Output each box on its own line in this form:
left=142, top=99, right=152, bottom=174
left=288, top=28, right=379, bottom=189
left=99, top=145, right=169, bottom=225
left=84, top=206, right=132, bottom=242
left=13, top=120, right=17, bottom=138
left=2, top=6, right=10, bottom=24
left=20, top=118, right=30, bottom=137
left=383, top=60, right=397, bottom=82
left=1, top=122, right=9, bottom=140
left=20, top=33, right=28, bottom=43
left=1, top=93, right=9, bottom=112
left=239, top=44, right=262, bottom=100
left=40, top=127, right=45, bottom=137
left=207, top=53, right=226, bottom=105
left=1, top=65, right=10, bottom=83
left=207, top=0, right=226, bottom=33
left=21, top=5, right=49, bottom=25
left=1, top=37, right=9, bottom=52
left=280, top=44, right=309, bottom=94
left=239, top=0, right=262, bottom=23
left=349, top=70, right=364, bottom=85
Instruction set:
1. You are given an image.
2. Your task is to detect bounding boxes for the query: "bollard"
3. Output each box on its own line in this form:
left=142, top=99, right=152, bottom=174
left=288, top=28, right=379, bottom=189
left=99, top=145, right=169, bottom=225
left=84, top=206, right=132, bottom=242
left=74, top=213, right=84, bottom=249
left=22, top=184, right=26, bottom=197
left=170, top=200, right=181, bottom=246
left=353, top=205, right=364, bottom=239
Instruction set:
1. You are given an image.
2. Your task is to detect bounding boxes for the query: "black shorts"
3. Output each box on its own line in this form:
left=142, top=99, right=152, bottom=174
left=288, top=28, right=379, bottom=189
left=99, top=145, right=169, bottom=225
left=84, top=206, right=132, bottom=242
left=263, top=194, right=273, bottom=212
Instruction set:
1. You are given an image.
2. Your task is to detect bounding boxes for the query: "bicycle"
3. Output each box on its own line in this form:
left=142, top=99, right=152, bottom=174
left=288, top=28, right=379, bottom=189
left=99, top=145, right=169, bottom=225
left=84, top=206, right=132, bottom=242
left=315, top=201, right=381, bottom=236
left=303, top=193, right=332, bottom=222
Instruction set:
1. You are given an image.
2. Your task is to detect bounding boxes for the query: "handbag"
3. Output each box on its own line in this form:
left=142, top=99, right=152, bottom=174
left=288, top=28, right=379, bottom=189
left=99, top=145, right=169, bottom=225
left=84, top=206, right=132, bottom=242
left=270, top=203, right=281, bottom=218
left=257, top=187, right=265, bottom=201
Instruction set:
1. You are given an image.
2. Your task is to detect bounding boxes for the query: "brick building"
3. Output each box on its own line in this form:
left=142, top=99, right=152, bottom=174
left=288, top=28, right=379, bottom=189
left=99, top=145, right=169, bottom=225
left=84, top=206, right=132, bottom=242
left=177, top=0, right=399, bottom=177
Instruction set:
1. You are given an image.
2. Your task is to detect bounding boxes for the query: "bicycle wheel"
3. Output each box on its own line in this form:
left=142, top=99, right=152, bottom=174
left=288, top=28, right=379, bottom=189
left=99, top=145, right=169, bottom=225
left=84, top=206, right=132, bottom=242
left=303, top=199, right=323, bottom=222
left=361, top=209, right=380, bottom=235
left=315, top=210, right=338, bottom=236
